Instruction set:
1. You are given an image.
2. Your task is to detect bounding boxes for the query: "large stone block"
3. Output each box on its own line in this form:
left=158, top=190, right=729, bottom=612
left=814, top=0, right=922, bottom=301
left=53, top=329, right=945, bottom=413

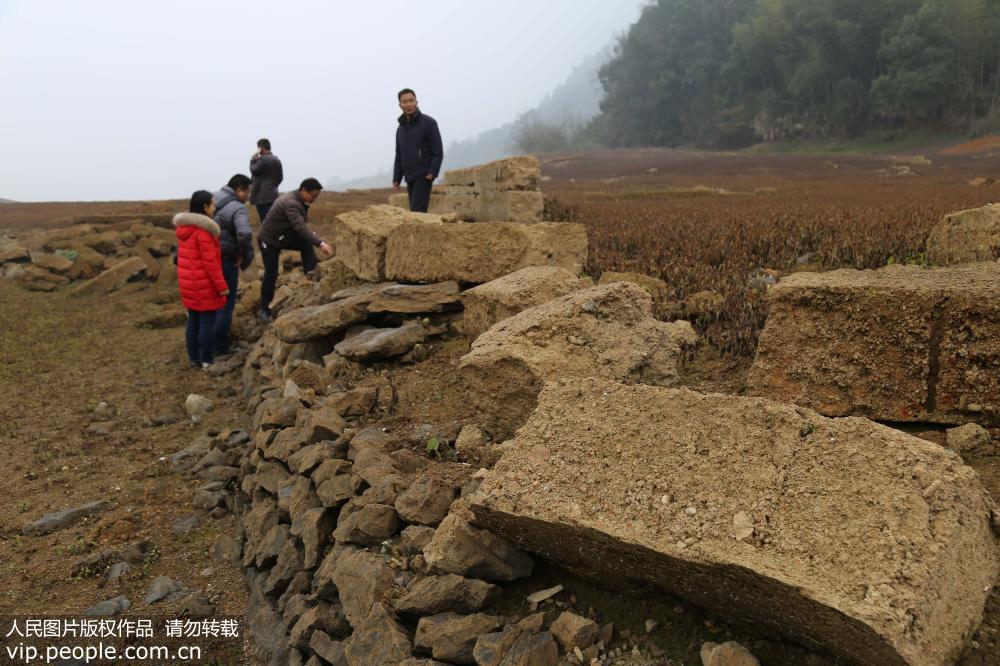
left=477, top=190, right=545, bottom=224
left=392, top=157, right=544, bottom=222
left=469, top=379, right=999, bottom=666
left=70, top=257, right=148, bottom=296
left=461, top=266, right=592, bottom=339
left=385, top=221, right=586, bottom=284
left=387, top=192, right=409, bottom=209
left=272, top=295, right=369, bottom=344
left=0, top=240, right=31, bottom=264
left=459, top=282, right=696, bottom=436
left=442, top=156, right=540, bottom=193
left=598, top=271, right=670, bottom=312
left=331, top=205, right=440, bottom=281
left=478, top=155, right=541, bottom=192
left=747, top=263, right=1000, bottom=425
left=927, top=204, right=1000, bottom=265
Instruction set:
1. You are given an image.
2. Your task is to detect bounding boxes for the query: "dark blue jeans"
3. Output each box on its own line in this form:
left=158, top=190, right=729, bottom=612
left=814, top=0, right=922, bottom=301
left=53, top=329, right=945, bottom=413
left=213, top=256, right=239, bottom=354
left=256, top=203, right=273, bottom=222
left=407, top=177, right=433, bottom=213
left=186, top=309, right=218, bottom=365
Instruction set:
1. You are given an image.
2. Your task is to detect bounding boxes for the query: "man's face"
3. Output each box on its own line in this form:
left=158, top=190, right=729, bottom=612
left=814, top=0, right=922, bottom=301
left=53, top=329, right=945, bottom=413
left=236, top=187, right=250, bottom=204
left=398, top=92, right=418, bottom=117
left=300, top=189, right=321, bottom=205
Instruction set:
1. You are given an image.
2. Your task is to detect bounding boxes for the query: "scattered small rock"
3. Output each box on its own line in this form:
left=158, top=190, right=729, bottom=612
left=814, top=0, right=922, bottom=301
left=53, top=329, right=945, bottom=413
left=179, top=595, right=216, bottom=617
left=105, top=561, right=132, bottom=582
left=23, top=501, right=109, bottom=536
left=84, top=596, right=131, bottom=617
left=173, top=515, right=200, bottom=535
left=526, top=584, right=563, bottom=605
left=144, top=576, right=182, bottom=604
left=184, top=394, right=213, bottom=422
left=701, top=640, right=760, bottom=666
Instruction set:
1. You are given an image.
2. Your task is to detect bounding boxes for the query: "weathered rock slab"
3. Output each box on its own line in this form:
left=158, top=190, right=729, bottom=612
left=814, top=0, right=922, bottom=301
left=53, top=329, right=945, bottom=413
left=394, top=574, right=499, bottom=616
left=927, top=203, right=1000, bottom=265
left=747, top=263, right=1000, bottom=425
left=459, top=282, right=696, bottom=436
left=331, top=205, right=440, bottom=281
left=461, top=266, right=592, bottom=339
left=23, top=501, right=109, bottom=536
left=365, top=281, right=462, bottom=314
left=424, top=515, right=533, bottom=582
left=385, top=221, right=586, bottom=284
left=70, top=257, right=148, bottom=296
left=334, top=322, right=427, bottom=361
left=273, top=296, right=368, bottom=343
left=344, top=603, right=412, bottom=666
left=414, top=612, right=500, bottom=663
left=468, top=378, right=999, bottom=666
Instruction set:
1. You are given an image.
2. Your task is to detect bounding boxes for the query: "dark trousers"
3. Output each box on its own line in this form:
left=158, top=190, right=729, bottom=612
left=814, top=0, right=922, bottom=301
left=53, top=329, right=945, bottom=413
left=256, top=203, right=273, bottom=222
left=186, top=309, right=218, bottom=365
left=259, top=237, right=318, bottom=313
left=213, top=255, right=239, bottom=354
left=407, top=177, right=433, bottom=213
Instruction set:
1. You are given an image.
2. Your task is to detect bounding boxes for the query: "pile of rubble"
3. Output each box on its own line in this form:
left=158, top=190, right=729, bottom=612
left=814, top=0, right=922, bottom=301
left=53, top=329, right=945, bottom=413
left=0, top=214, right=177, bottom=294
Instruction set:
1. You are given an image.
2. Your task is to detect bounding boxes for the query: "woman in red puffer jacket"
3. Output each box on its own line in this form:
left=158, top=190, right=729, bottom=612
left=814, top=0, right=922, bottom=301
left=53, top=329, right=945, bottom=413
left=174, top=190, right=229, bottom=369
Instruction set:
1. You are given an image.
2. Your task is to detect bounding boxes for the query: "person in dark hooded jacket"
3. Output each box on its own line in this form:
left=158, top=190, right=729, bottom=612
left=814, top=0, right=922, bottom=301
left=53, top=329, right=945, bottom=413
left=212, top=174, right=253, bottom=355
left=174, top=190, right=229, bottom=369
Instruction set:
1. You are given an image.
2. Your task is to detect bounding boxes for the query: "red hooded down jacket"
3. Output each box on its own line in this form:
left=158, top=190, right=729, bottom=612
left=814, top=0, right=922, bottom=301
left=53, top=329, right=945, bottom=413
left=173, top=212, right=227, bottom=312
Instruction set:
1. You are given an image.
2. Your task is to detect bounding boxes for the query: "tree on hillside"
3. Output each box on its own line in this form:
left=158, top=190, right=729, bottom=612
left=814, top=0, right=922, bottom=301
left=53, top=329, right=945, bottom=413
left=873, top=0, right=1000, bottom=130
left=596, top=0, right=757, bottom=148
left=592, top=0, right=999, bottom=147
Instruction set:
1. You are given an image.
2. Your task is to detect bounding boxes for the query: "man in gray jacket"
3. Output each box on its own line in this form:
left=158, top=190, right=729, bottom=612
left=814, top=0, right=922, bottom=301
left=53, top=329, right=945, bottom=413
left=249, top=138, right=283, bottom=221
left=212, top=173, right=254, bottom=355
left=257, top=178, right=333, bottom=320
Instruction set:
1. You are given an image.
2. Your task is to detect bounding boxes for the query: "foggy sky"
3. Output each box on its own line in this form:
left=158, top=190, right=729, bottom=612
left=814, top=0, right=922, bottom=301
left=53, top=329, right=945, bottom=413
left=0, top=0, right=647, bottom=202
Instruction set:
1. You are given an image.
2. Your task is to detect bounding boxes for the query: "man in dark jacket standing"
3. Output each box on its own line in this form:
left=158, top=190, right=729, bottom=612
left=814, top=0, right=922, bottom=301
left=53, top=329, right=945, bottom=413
left=250, top=138, right=283, bottom=221
left=257, top=178, right=333, bottom=320
left=392, top=89, right=443, bottom=213
left=212, top=173, right=254, bottom=355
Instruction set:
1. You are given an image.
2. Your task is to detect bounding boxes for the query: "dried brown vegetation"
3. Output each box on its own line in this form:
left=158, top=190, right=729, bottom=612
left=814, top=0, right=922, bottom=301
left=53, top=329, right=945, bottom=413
left=541, top=150, right=1000, bottom=355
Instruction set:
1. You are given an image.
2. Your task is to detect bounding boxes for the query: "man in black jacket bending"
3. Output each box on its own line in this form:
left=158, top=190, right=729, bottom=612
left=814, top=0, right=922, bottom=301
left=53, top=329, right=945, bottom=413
left=257, top=178, right=333, bottom=320
left=392, top=88, right=443, bottom=213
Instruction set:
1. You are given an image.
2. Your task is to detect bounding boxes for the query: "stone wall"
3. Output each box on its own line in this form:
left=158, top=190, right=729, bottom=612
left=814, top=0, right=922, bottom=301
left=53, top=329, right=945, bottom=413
left=388, top=156, right=545, bottom=223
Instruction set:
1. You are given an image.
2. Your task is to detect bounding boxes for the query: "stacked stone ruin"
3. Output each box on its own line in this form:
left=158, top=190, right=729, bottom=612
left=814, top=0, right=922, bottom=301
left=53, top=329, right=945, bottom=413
left=0, top=214, right=178, bottom=296
left=207, top=160, right=996, bottom=664
left=388, top=156, right=545, bottom=223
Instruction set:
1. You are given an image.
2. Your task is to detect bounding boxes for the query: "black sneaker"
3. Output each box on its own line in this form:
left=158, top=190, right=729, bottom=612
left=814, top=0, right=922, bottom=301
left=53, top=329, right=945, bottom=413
left=188, top=360, right=201, bottom=369
left=258, top=308, right=272, bottom=322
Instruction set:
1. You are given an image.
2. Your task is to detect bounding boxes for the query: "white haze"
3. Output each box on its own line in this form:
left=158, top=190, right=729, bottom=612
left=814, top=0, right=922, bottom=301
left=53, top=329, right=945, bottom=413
left=0, top=0, right=647, bottom=202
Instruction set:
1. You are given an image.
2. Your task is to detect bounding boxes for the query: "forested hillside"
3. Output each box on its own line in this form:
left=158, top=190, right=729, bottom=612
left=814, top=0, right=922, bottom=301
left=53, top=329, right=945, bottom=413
left=589, top=0, right=1000, bottom=148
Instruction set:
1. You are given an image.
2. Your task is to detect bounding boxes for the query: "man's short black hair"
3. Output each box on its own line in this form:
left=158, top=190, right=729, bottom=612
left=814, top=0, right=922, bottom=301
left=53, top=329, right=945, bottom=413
left=227, top=174, right=252, bottom=190
left=299, top=178, right=323, bottom=192
left=397, top=88, right=416, bottom=101
left=257, top=138, right=271, bottom=150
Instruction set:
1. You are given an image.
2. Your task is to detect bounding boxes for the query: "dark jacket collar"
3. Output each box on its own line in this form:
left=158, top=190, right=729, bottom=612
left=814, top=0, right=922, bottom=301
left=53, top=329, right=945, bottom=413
left=398, top=109, right=422, bottom=125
